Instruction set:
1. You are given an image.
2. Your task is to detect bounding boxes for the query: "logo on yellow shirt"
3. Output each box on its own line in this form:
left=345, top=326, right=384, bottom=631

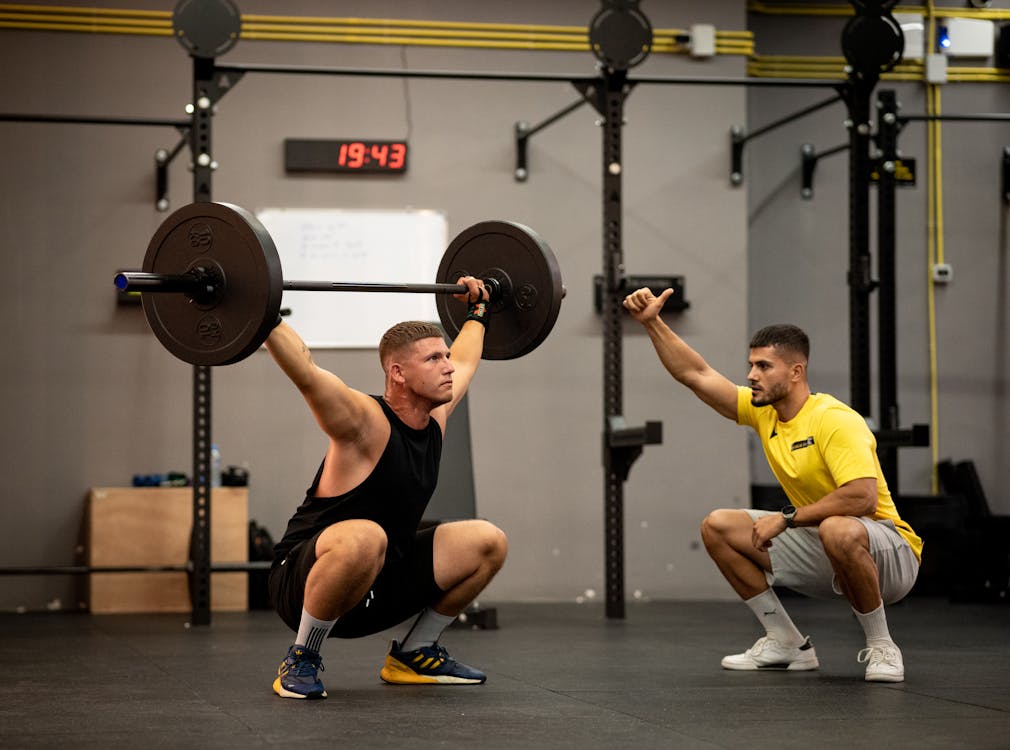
left=790, top=437, right=815, bottom=451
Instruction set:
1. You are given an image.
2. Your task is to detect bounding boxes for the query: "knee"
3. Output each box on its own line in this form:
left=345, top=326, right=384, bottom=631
left=473, top=520, right=508, bottom=569
left=818, top=516, right=866, bottom=561
left=319, top=519, right=387, bottom=573
left=348, top=519, right=388, bottom=561
left=701, top=508, right=743, bottom=548
left=433, top=520, right=508, bottom=580
left=452, top=520, right=508, bottom=571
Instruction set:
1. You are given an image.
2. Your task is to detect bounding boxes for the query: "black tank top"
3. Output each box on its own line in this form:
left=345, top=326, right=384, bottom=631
left=272, top=396, right=443, bottom=565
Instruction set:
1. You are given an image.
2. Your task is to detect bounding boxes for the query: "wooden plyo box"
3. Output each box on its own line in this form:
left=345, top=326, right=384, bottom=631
left=87, top=487, right=248, bottom=613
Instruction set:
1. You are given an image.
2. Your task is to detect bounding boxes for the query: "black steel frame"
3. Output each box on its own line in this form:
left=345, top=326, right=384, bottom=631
left=730, top=92, right=845, bottom=186
left=0, top=113, right=189, bottom=128
left=876, top=89, right=901, bottom=489
left=0, top=113, right=190, bottom=213
left=0, top=562, right=271, bottom=576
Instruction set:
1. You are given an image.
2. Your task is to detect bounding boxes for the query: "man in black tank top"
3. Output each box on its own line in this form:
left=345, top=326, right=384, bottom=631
left=264, top=277, right=507, bottom=699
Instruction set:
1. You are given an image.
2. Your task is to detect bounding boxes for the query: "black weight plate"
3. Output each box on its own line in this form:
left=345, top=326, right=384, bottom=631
left=173, top=0, right=241, bottom=59
left=141, top=202, right=282, bottom=366
left=589, top=6, right=653, bottom=70
left=436, top=221, right=563, bottom=360
left=841, top=13, right=904, bottom=76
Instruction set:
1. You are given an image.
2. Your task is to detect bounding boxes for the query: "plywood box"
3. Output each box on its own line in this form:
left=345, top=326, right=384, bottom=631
left=87, top=487, right=248, bottom=613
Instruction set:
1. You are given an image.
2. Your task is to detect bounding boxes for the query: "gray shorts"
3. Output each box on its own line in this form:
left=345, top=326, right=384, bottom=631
left=744, top=509, right=920, bottom=603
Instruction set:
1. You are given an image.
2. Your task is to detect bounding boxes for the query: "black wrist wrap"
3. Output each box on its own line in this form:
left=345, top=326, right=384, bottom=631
left=465, top=299, right=490, bottom=328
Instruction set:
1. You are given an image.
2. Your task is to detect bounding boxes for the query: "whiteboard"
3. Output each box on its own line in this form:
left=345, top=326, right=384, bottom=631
left=257, top=208, right=447, bottom=349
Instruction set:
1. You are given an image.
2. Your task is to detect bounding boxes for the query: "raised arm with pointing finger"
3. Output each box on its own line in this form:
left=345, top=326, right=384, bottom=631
left=622, top=287, right=737, bottom=419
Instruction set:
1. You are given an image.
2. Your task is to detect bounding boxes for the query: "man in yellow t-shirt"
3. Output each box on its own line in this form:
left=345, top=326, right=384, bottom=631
left=624, top=287, right=921, bottom=683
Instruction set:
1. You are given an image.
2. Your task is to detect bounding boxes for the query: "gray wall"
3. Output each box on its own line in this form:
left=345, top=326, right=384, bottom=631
left=2, top=1, right=1004, bottom=614
left=747, top=4, right=1009, bottom=507
left=0, top=1, right=749, bottom=611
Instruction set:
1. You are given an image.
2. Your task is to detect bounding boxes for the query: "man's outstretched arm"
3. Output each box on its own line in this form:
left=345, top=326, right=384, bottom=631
left=623, top=287, right=739, bottom=421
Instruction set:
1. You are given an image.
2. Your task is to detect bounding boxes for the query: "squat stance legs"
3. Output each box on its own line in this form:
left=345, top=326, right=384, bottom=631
left=701, top=509, right=885, bottom=615
left=701, top=508, right=903, bottom=681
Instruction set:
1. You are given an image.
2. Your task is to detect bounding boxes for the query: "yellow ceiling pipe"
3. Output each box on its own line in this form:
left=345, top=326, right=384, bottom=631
left=241, top=13, right=589, bottom=34
left=0, top=2, right=165, bottom=18
left=239, top=24, right=591, bottom=43
left=0, top=3, right=753, bottom=55
left=0, top=19, right=168, bottom=35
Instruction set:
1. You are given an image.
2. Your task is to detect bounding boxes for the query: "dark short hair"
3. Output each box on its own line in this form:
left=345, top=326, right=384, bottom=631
left=749, top=324, right=809, bottom=363
left=379, top=321, right=445, bottom=368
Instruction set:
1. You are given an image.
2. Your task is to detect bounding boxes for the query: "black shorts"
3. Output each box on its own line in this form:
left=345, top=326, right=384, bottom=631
left=268, top=524, right=445, bottom=639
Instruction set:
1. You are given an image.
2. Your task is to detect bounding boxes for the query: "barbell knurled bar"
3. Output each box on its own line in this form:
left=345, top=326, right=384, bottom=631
left=115, top=271, right=504, bottom=301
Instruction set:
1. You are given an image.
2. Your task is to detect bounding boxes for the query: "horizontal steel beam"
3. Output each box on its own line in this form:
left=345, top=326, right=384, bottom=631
left=0, top=561, right=272, bottom=576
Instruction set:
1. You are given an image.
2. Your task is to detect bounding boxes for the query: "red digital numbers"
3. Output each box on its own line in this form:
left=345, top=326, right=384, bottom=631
left=336, top=140, right=407, bottom=172
left=337, top=141, right=367, bottom=168
left=388, top=142, right=406, bottom=169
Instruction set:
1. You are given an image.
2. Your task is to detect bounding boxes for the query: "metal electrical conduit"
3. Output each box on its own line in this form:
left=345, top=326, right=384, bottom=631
left=0, top=4, right=753, bottom=55
left=749, top=57, right=1010, bottom=83
left=749, top=1, right=1010, bottom=22
left=924, top=83, right=945, bottom=493
left=924, top=4, right=944, bottom=494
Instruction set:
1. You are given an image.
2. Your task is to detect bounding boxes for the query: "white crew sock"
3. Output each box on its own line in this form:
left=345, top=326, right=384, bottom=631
left=744, top=588, right=805, bottom=647
left=853, top=601, right=893, bottom=646
left=295, top=607, right=337, bottom=653
left=400, top=608, right=456, bottom=651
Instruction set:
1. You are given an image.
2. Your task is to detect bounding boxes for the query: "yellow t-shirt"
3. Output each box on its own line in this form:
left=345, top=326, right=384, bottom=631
left=736, top=386, right=922, bottom=561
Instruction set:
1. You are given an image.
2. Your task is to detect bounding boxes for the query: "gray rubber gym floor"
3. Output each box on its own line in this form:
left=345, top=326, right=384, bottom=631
left=2, top=597, right=1008, bottom=749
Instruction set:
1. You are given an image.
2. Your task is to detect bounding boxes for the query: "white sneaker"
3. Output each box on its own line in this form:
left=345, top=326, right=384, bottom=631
left=721, top=635, right=819, bottom=671
left=858, top=643, right=904, bottom=683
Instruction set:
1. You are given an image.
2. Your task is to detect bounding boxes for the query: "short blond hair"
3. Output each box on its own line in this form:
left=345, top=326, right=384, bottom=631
left=379, top=321, right=445, bottom=369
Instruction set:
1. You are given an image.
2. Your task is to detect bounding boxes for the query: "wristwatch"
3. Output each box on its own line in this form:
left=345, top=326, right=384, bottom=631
left=781, top=505, right=798, bottom=528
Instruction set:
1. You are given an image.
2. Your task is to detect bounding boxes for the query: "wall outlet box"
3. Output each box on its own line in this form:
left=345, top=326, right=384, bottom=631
left=690, top=24, right=716, bottom=58
left=940, top=18, right=995, bottom=58
left=926, top=53, right=948, bottom=83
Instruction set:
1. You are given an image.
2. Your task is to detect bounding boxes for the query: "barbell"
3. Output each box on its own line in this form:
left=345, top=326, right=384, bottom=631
left=114, top=202, right=564, bottom=365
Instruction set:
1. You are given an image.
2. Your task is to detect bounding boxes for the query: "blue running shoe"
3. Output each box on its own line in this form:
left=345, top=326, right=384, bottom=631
left=273, top=644, right=327, bottom=699
left=380, top=640, right=486, bottom=685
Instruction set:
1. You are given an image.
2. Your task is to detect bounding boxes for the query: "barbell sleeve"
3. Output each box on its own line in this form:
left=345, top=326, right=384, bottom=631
left=115, top=271, right=215, bottom=296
